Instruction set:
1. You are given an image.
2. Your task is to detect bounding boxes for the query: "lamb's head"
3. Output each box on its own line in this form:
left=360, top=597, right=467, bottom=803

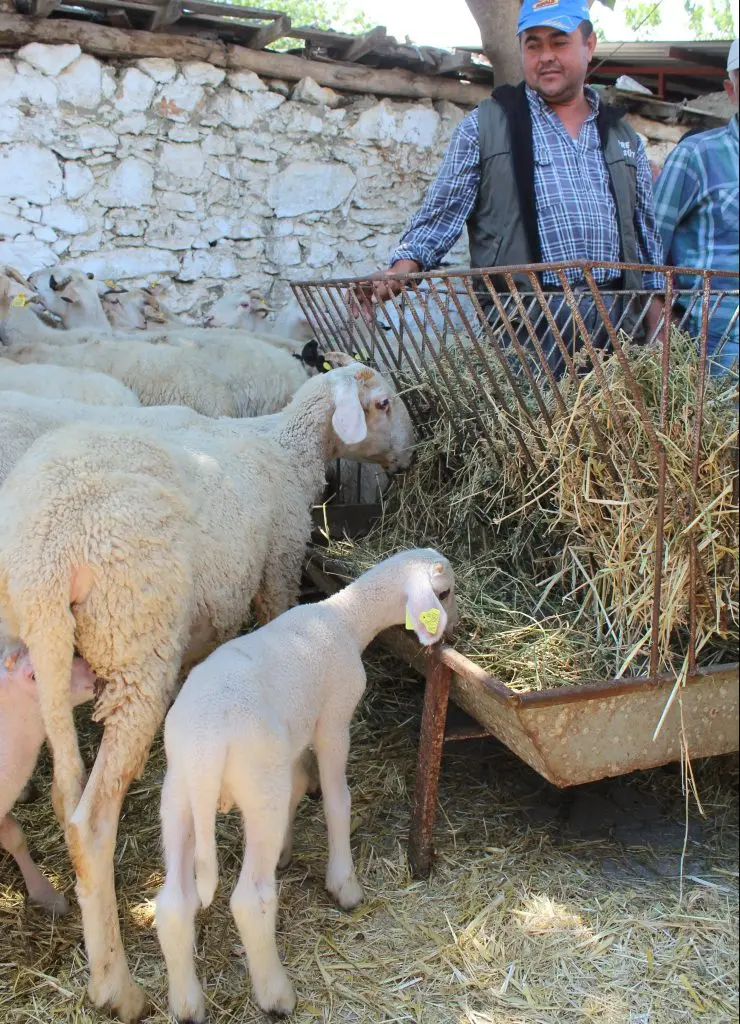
left=0, top=270, right=45, bottom=322
left=393, top=548, right=458, bottom=647
left=102, top=283, right=171, bottom=330
left=324, top=362, right=415, bottom=473
left=29, top=267, right=109, bottom=329
left=204, top=290, right=272, bottom=329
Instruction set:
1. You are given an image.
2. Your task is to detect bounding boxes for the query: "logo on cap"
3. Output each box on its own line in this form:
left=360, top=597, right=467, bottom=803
left=533, top=0, right=559, bottom=8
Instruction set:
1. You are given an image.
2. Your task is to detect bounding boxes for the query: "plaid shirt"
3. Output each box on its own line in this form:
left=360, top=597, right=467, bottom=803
left=391, top=85, right=664, bottom=289
left=654, top=115, right=739, bottom=297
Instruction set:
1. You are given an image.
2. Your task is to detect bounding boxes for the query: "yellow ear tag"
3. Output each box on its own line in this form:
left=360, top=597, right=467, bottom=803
left=103, top=279, right=116, bottom=289
left=10, top=292, right=27, bottom=308
left=322, top=360, right=332, bottom=372
left=405, top=606, right=414, bottom=631
left=418, top=608, right=441, bottom=635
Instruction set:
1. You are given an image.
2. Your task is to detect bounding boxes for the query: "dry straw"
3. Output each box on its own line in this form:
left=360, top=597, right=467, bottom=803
left=327, top=331, right=739, bottom=690
left=1, top=657, right=738, bottom=1023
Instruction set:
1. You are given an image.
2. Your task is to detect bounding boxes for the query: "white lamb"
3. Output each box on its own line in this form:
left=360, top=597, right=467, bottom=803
left=29, top=267, right=112, bottom=332
left=0, top=363, right=414, bottom=1022
left=0, top=357, right=140, bottom=407
left=155, top=548, right=456, bottom=1019
left=1, top=639, right=96, bottom=915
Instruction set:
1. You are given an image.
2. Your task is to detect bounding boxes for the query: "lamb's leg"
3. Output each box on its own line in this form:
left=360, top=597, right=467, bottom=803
left=0, top=814, right=68, bottom=914
left=314, top=722, right=363, bottom=910
left=155, top=771, right=205, bottom=1024
left=67, top=685, right=173, bottom=1024
left=278, top=748, right=314, bottom=869
left=230, top=768, right=295, bottom=1015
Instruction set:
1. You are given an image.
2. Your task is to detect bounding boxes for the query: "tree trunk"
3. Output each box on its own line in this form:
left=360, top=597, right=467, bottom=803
left=464, top=0, right=523, bottom=87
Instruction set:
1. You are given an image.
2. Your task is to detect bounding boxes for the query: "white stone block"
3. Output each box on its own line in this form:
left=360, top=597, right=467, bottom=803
left=145, top=213, right=198, bottom=250
left=137, top=58, right=177, bottom=83
left=159, top=142, right=206, bottom=179
left=213, top=88, right=284, bottom=129
left=178, top=248, right=238, bottom=281
left=65, top=246, right=180, bottom=279
left=52, top=238, right=71, bottom=256
left=57, top=55, right=103, bottom=109
left=183, top=62, right=226, bottom=88
left=33, top=224, right=58, bottom=242
left=42, top=201, right=89, bottom=234
left=23, top=206, right=42, bottom=223
left=0, top=212, right=25, bottom=236
left=69, top=231, right=103, bottom=254
left=268, top=235, right=301, bottom=266
left=0, top=106, right=21, bottom=142
left=291, top=76, right=341, bottom=108
left=11, top=63, right=58, bottom=106
left=115, top=67, right=156, bottom=114
left=16, top=42, right=81, bottom=77
left=168, top=125, right=202, bottom=143
left=267, top=160, right=356, bottom=217
left=306, top=239, right=335, bottom=267
left=0, top=143, right=63, bottom=204
left=75, top=124, right=118, bottom=150
left=159, top=191, right=198, bottom=213
left=114, top=113, right=149, bottom=135
left=0, top=238, right=56, bottom=274
left=352, top=100, right=440, bottom=149
left=155, top=77, right=205, bottom=121
left=98, top=156, right=154, bottom=208
left=227, top=71, right=266, bottom=93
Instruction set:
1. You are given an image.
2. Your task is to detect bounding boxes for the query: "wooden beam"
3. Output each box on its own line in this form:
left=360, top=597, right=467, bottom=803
left=0, top=12, right=491, bottom=103
left=337, top=25, right=386, bottom=63
left=148, top=0, right=182, bottom=31
left=668, top=45, right=728, bottom=70
left=242, top=12, right=289, bottom=51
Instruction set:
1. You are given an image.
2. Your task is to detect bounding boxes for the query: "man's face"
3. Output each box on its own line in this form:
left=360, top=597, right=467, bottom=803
left=520, top=25, right=596, bottom=104
left=723, top=70, right=739, bottom=110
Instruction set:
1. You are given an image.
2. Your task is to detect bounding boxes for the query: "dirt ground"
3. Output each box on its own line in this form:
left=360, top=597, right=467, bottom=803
left=1, top=647, right=738, bottom=1024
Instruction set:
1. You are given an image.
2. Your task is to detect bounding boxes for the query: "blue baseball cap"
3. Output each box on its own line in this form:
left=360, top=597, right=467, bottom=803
left=517, top=0, right=591, bottom=35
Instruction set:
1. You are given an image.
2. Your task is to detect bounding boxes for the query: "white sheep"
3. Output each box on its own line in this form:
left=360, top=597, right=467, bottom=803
left=102, top=282, right=178, bottom=331
left=155, top=548, right=456, bottom=1019
left=0, top=277, right=313, bottom=418
left=0, top=362, right=415, bottom=1022
left=1, top=639, right=96, bottom=915
left=0, top=357, right=140, bottom=407
left=29, top=267, right=112, bottom=332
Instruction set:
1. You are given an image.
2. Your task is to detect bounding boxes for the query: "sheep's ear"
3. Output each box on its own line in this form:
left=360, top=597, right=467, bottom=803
left=404, top=574, right=447, bottom=647
left=298, top=339, right=322, bottom=368
left=331, top=375, right=367, bottom=445
left=1, top=649, right=35, bottom=691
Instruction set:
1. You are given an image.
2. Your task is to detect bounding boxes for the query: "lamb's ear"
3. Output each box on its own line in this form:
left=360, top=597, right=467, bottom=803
left=331, top=375, right=367, bottom=445
left=404, top=573, right=447, bottom=647
left=1, top=649, right=35, bottom=692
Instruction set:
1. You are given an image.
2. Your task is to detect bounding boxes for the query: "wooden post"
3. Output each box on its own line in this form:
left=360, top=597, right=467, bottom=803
left=408, top=651, right=452, bottom=878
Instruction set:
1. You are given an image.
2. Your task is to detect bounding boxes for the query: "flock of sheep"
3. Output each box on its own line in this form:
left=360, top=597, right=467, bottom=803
left=0, top=263, right=456, bottom=1021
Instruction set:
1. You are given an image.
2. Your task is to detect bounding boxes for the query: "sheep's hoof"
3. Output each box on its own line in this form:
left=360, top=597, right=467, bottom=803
left=89, top=974, right=148, bottom=1023
left=30, top=887, right=69, bottom=917
left=255, top=970, right=296, bottom=1017
left=277, top=845, right=292, bottom=870
left=327, top=872, right=364, bottom=911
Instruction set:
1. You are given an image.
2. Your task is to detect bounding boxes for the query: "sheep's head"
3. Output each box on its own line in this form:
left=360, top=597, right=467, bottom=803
left=29, top=267, right=101, bottom=321
left=398, top=549, right=458, bottom=646
left=0, top=270, right=45, bottom=319
left=205, top=290, right=273, bottom=329
left=325, top=363, right=415, bottom=473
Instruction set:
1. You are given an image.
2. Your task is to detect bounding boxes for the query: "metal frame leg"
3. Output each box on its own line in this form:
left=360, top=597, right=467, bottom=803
left=408, top=652, right=452, bottom=878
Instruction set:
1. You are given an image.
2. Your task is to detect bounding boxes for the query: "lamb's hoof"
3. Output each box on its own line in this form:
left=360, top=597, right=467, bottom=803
left=327, top=872, right=364, bottom=911
left=277, top=844, right=292, bottom=870
left=255, top=971, right=296, bottom=1017
left=170, top=982, right=206, bottom=1023
left=89, top=973, right=148, bottom=1023
left=31, top=888, right=69, bottom=916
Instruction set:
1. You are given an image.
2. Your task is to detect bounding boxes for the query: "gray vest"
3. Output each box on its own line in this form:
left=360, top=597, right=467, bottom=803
left=468, top=95, right=644, bottom=295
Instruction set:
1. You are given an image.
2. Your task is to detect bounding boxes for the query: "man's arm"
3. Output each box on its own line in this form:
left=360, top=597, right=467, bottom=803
left=652, top=142, right=701, bottom=265
left=352, top=110, right=482, bottom=312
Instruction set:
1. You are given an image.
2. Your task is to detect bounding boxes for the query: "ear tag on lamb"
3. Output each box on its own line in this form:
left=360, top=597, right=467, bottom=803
left=104, top=279, right=116, bottom=289
left=418, top=608, right=441, bottom=635
left=11, top=292, right=27, bottom=308
left=322, top=360, right=332, bottom=372
left=405, top=606, right=414, bottom=631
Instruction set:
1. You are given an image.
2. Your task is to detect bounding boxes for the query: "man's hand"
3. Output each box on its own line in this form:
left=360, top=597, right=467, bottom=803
left=644, top=296, right=666, bottom=345
left=348, top=259, right=421, bottom=320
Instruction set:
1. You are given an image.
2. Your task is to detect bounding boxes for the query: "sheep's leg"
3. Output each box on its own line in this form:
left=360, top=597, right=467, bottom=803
left=278, top=748, right=314, bottom=869
left=314, top=722, right=363, bottom=910
left=0, top=814, right=68, bottom=914
left=67, top=687, right=172, bottom=1024
left=156, top=772, right=205, bottom=1024
left=230, top=770, right=295, bottom=1016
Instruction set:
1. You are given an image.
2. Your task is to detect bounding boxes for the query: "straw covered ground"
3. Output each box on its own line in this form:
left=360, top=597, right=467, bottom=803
left=1, top=650, right=738, bottom=1024
left=326, top=333, right=739, bottom=690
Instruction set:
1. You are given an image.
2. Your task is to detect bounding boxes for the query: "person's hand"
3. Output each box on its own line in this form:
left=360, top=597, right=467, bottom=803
left=347, top=260, right=421, bottom=321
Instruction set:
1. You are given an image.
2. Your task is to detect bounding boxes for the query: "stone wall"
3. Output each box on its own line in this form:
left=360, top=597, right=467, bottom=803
left=0, top=42, right=471, bottom=320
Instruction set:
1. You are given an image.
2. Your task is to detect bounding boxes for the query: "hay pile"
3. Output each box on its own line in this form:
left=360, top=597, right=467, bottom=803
left=1, top=653, right=738, bottom=1023
left=327, top=333, right=739, bottom=689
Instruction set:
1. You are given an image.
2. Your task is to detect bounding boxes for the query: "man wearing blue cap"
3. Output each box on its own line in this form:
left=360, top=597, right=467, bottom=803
left=357, top=0, right=665, bottom=368
left=653, top=39, right=739, bottom=374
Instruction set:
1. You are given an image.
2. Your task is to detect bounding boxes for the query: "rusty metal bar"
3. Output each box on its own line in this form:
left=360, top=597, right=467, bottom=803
left=649, top=269, right=674, bottom=679
left=408, top=651, right=452, bottom=878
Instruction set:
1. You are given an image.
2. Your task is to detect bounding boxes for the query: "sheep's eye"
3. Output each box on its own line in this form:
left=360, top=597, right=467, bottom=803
left=438, top=589, right=450, bottom=601
left=376, top=398, right=390, bottom=411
